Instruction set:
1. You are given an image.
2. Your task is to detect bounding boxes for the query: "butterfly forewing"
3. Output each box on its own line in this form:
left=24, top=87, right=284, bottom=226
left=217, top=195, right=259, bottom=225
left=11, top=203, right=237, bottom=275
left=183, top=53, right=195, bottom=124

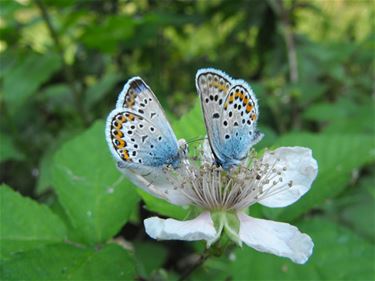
left=106, top=77, right=179, bottom=168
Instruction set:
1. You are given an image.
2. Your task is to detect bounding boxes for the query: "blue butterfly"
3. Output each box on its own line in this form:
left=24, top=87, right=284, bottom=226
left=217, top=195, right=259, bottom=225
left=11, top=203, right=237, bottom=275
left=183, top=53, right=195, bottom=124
left=196, top=68, right=263, bottom=170
left=106, top=77, right=187, bottom=171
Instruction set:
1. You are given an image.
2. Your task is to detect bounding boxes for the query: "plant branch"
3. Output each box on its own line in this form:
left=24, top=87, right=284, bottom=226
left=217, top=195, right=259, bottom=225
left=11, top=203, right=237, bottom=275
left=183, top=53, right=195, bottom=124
left=272, top=0, right=299, bottom=83
left=270, top=0, right=301, bottom=129
left=178, top=248, right=210, bottom=281
left=34, top=0, right=88, bottom=125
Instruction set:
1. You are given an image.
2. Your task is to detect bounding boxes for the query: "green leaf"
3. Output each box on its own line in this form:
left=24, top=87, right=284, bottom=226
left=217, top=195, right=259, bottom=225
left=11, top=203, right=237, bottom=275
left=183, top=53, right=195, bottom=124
left=81, top=16, right=135, bottom=53
left=0, top=185, right=66, bottom=260
left=303, top=99, right=374, bottom=134
left=3, top=52, right=61, bottom=114
left=0, top=132, right=25, bottom=163
left=263, top=134, right=375, bottom=221
left=172, top=100, right=205, bottom=142
left=195, top=218, right=375, bottom=281
left=84, top=73, right=121, bottom=109
left=0, top=243, right=136, bottom=280
left=35, top=147, right=56, bottom=194
left=40, top=84, right=75, bottom=115
left=330, top=174, right=375, bottom=242
left=52, top=121, right=140, bottom=244
left=226, top=218, right=374, bottom=281
left=134, top=241, right=168, bottom=277
left=137, top=189, right=189, bottom=220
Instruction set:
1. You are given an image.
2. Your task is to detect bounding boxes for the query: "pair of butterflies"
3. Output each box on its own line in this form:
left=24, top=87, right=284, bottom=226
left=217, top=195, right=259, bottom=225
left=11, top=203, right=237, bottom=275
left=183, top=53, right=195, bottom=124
left=106, top=68, right=262, bottom=172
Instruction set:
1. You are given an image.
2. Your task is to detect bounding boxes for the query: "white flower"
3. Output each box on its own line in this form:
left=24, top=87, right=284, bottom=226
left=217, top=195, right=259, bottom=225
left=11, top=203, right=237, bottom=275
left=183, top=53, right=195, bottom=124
left=121, top=143, right=318, bottom=264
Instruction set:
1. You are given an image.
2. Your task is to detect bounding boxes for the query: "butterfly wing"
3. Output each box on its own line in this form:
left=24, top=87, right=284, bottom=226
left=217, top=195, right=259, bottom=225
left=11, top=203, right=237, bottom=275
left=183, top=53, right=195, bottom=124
left=196, top=68, right=262, bottom=169
left=195, top=68, right=233, bottom=164
left=106, top=77, right=180, bottom=169
left=219, top=80, right=263, bottom=167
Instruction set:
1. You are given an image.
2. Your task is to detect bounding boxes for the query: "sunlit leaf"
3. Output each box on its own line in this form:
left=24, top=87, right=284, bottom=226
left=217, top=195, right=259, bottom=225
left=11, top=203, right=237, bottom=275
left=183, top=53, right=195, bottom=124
left=52, top=121, right=140, bottom=244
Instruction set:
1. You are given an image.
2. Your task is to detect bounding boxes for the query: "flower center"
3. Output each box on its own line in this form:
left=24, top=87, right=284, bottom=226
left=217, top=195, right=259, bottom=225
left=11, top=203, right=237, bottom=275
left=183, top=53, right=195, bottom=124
left=163, top=150, right=293, bottom=211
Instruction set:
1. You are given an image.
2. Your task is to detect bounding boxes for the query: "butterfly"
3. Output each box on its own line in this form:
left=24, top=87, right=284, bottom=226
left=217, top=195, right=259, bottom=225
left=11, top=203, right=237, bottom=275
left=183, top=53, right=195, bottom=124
left=106, top=77, right=187, bottom=176
left=196, top=68, right=263, bottom=170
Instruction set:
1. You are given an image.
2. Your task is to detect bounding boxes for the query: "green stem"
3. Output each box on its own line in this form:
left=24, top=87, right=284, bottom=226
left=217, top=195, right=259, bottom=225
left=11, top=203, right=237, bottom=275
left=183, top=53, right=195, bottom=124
left=34, top=0, right=88, bottom=125
left=178, top=248, right=211, bottom=281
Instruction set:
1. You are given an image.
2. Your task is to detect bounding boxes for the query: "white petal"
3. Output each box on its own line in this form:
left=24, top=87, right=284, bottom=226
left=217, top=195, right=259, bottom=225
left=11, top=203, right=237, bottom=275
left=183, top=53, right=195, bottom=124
left=258, top=146, right=318, bottom=208
left=144, top=212, right=217, bottom=243
left=238, top=213, right=313, bottom=264
left=117, top=164, right=191, bottom=205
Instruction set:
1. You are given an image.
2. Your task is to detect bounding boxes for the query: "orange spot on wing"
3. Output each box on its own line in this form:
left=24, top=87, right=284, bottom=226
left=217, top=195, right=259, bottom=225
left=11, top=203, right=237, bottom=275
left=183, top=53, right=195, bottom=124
left=243, top=96, right=249, bottom=105
left=246, top=104, right=253, bottom=113
left=251, top=114, right=257, bottom=121
left=123, top=150, right=130, bottom=160
left=210, top=81, right=228, bottom=92
left=117, top=139, right=126, bottom=149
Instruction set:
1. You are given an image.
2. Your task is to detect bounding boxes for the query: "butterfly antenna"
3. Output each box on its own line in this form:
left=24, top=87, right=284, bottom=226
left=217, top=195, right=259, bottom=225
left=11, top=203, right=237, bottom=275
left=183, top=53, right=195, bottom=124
left=186, top=136, right=207, bottom=145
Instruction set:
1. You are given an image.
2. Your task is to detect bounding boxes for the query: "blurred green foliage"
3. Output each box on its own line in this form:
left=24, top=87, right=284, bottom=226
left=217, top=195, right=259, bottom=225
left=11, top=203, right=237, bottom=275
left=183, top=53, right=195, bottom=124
left=0, top=0, right=374, bottom=280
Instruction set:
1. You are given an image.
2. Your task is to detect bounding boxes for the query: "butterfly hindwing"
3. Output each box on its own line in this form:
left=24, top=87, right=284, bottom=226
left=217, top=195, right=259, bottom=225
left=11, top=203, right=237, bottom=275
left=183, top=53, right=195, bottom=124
left=196, top=68, right=262, bottom=169
left=106, top=77, right=180, bottom=169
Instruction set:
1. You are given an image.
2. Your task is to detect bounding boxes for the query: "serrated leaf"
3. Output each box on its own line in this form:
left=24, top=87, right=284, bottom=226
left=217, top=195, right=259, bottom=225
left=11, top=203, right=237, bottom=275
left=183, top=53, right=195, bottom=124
left=0, top=243, right=136, bottom=280
left=333, top=174, right=375, bottom=242
left=0, top=185, right=66, bottom=260
left=263, top=134, right=375, bottom=221
left=226, top=218, right=374, bottom=281
left=52, top=121, right=140, bottom=244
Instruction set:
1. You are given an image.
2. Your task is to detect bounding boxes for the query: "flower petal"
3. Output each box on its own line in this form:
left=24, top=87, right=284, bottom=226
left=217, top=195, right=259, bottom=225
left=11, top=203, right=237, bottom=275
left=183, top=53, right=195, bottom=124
left=144, top=212, right=217, bottom=243
left=117, top=163, right=191, bottom=205
left=238, top=213, right=313, bottom=264
left=258, top=146, right=318, bottom=208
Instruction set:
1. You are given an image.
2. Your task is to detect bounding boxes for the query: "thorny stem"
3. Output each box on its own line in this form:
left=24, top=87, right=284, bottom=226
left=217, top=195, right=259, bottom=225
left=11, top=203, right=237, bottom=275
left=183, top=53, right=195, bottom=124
left=34, top=0, right=88, bottom=125
left=178, top=248, right=211, bottom=281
